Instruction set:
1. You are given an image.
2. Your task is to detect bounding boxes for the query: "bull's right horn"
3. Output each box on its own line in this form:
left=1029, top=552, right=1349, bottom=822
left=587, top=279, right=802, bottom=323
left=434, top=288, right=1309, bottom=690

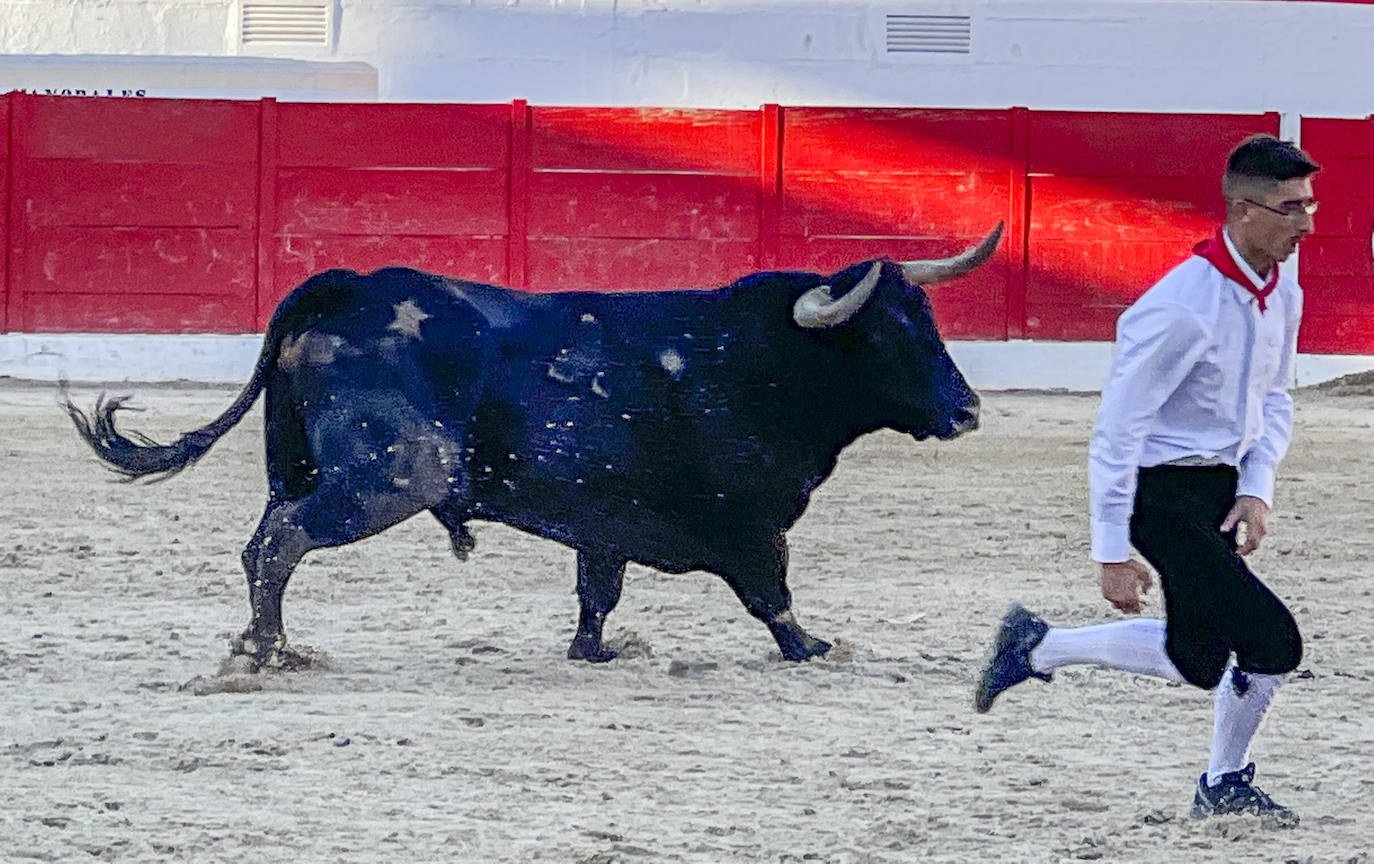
left=792, top=261, right=883, bottom=329
left=898, top=222, right=1004, bottom=286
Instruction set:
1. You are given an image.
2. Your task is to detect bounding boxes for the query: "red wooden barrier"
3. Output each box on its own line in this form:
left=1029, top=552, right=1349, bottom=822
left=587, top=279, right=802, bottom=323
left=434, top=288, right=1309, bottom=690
left=1024, top=111, right=1280, bottom=340
left=1, top=93, right=10, bottom=333
left=9, top=94, right=259, bottom=333
left=1295, top=116, right=1374, bottom=354
left=780, top=107, right=1014, bottom=339
left=526, top=106, right=762, bottom=292
left=260, top=101, right=512, bottom=326
left=0, top=93, right=1368, bottom=355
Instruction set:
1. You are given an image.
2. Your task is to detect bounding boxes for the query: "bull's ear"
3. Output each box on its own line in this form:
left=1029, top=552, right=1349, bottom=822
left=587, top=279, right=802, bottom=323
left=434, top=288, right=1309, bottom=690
left=792, top=261, right=883, bottom=329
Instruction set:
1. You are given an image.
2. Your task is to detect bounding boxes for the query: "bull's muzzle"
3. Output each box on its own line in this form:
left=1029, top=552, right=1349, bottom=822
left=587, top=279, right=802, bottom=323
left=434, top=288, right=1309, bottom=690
left=946, top=402, right=980, bottom=438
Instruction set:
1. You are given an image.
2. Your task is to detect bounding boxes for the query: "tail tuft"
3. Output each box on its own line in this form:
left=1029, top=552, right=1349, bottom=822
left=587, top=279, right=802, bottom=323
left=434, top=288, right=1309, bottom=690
left=66, top=392, right=216, bottom=482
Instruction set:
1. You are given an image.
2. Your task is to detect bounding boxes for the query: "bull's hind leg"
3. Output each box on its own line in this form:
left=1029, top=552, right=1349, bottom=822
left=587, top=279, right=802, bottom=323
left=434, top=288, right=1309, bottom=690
left=235, top=480, right=444, bottom=669
left=234, top=414, right=456, bottom=670
left=567, top=551, right=627, bottom=662
left=719, top=533, right=831, bottom=661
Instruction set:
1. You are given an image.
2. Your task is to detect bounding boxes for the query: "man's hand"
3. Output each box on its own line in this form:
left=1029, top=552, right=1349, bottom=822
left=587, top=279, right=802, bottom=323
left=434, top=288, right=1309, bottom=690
left=1100, top=560, right=1153, bottom=614
left=1220, top=495, right=1269, bottom=556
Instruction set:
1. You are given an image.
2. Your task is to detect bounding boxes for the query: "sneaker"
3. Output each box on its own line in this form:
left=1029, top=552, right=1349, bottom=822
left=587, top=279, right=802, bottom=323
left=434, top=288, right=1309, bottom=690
left=1191, top=763, right=1299, bottom=829
left=974, top=603, right=1052, bottom=713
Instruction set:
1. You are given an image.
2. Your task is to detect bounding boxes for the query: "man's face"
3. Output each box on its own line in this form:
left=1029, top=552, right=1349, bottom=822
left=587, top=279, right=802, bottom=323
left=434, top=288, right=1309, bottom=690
left=1236, top=175, right=1316, bottom=264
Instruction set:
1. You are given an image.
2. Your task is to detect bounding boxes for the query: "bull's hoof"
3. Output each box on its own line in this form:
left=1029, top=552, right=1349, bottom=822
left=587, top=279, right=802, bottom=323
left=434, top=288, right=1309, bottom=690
left=449, top=525, right=477, bottom=562
left=780, top=637, right=832, bottom=662
left=230, top=631, right=316, bottom=672
left=567, top=635, right=619, bottom=663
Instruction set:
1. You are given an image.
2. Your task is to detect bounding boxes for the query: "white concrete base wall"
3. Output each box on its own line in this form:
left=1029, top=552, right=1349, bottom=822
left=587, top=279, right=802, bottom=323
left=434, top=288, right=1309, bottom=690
left=5, top=333, right=1369, bottom=392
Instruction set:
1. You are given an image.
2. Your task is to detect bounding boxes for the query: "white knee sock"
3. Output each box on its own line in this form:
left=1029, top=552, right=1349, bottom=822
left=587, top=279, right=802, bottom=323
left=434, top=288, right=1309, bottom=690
left=1207, top=666, right=1284, bottom=785
left=1028, top=618, right=1184, bottom=682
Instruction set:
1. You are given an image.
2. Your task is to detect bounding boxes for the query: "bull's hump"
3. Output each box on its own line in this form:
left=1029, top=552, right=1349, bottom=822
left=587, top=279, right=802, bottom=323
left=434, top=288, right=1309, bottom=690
left=438, top=277, right=528, bottom=329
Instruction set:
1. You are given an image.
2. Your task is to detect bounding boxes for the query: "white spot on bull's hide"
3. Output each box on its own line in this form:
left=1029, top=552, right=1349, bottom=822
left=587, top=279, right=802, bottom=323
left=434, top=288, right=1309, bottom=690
left=434, top=420, right=444, bottom=428
left=330, top=394, right=336, bottom=401
left=659, top=349, right=685, bottom=378
left=605, top=463, right=613, bottom=470
left=575, top=478, right=584, bottom=484
left=591, top=377, right=609, bottom=399
left=483, top=466, right=492, bottom=473
left=361, top=422, right=367, bottom=428
left=369, top=452, right=377, bottom=461
left=581, top=312, right=596, bottom=324
left=546, top=364, right=574, bottom=384
left=565, top=421, right=575, bottom=428
left=503, top=479, right=517, bottom=491
left=621, top=413, right=631, bottom=420
left=393, top=477, right=411, bottom=489
left=683, top=332, right=694, bottom=339
left=508, top=453, right=518, bottom=460
left=546, top=422, right=557, bottom=429
left=387, top=299, right=431, bottom=338
left=386, top=445, right=395, bottom=453
left=771, top=609, right=799, bottom=628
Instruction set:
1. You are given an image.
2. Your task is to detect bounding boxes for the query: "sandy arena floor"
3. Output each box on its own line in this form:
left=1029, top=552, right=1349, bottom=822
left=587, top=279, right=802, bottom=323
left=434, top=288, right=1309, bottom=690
left=2, top=379, right=1372, bottom=863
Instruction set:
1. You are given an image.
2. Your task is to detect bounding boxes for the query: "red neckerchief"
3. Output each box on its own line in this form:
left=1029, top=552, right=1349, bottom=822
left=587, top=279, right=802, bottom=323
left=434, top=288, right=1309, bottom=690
left=1192, top=228, right=1277, bottom=313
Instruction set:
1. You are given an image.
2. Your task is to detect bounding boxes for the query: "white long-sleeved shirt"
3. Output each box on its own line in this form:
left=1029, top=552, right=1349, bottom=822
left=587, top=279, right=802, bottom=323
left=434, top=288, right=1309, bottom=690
left=1088, top=230, right=1302, bottom=563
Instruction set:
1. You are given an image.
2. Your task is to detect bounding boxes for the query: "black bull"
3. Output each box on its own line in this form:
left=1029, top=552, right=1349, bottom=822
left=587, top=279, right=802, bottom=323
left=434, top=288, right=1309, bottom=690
left=68, top=223, right=1002, bottom=668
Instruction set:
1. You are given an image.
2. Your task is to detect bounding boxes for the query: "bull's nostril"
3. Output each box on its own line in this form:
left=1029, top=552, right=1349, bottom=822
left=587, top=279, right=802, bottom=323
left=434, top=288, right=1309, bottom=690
left=951, top=406, right=979, bottom=433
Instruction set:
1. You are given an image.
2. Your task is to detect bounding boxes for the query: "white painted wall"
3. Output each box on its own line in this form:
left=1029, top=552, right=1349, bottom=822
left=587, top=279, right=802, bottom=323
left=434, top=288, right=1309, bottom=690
left=0, top=1, right=1371, bottom=118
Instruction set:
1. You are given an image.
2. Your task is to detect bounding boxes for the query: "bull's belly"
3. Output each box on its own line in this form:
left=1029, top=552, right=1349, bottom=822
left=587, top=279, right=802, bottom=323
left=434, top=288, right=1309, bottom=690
left=470, top=478, right=796, bottom=573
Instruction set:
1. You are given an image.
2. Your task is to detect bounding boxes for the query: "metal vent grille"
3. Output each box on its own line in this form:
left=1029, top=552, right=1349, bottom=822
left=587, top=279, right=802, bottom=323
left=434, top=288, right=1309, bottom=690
left=885, top=14, right=972, bottom=55
left=241, top=2, right=331, bottom=46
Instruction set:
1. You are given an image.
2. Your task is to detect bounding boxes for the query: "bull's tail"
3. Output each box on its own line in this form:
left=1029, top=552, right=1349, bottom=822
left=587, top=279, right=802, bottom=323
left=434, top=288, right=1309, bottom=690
left=65, top=382, right=263, bottom=482
left=65, top=269, right=360, bottom=482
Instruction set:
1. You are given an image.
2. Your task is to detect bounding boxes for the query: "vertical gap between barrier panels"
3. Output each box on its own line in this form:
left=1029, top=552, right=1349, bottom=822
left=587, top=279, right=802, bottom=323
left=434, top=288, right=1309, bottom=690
left=255, top=97, right=280, bottom=331
left=1006, top=106, right=1031, bottom=341
left=759, top=104, right=783, bottom=272
left=507, top=99, right=531, bottom=290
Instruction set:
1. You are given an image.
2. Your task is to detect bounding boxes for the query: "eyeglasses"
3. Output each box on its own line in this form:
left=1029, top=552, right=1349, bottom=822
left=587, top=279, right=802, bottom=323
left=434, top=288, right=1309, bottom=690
left=1243, top=198, right=1319, bottom=218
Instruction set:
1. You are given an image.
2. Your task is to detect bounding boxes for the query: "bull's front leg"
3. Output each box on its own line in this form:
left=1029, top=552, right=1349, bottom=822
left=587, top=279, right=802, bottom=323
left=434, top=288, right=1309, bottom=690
left=567, top=552, right=626, bottom=662
left=722, top=533, right=831, bottom=661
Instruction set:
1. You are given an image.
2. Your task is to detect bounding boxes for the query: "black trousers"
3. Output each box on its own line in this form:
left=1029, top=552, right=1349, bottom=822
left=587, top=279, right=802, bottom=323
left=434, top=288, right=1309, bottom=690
left=1128, top=465, right=1303, bottom=690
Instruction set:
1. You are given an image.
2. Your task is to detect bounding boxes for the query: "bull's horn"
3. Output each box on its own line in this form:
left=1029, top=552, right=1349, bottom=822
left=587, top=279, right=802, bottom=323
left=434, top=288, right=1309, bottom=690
left=898, top=221, right=1005, bottom=285
left=792, top=261, right=883, bottom=329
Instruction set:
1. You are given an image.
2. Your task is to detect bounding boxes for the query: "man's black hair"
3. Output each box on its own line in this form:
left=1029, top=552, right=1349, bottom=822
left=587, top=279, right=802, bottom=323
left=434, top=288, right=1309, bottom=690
left=1226, top=134, right=1320, bottom=182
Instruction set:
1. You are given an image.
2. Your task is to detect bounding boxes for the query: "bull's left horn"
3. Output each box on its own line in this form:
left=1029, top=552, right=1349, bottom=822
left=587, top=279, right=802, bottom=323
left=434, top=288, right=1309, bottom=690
left=792, top=261, right=883, bottom=329
left=899, top=221, right=1005, bottom=285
